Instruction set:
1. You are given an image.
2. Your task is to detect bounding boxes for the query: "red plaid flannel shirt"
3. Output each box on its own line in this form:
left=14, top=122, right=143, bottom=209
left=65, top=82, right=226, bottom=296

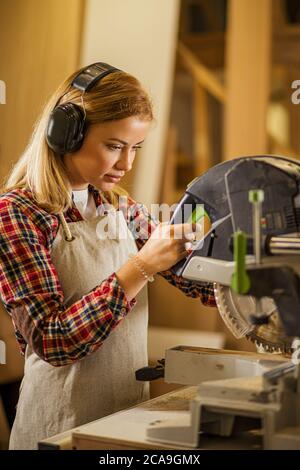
left=0, top=185, right=216, bottom=366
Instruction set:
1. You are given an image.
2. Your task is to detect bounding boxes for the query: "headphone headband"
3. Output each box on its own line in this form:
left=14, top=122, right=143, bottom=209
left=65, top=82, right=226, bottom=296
left=72, top=62, right=120, bottom=92
left=46, top=61, right=121, bottom=154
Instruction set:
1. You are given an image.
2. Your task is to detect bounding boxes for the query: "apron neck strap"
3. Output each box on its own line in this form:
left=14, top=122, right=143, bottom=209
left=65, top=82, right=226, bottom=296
left=58, top=212, right=75, bottom=242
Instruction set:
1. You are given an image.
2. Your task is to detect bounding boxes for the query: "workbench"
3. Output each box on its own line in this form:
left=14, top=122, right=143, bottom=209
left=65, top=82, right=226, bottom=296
left=38, top=386, right=262, bottom=450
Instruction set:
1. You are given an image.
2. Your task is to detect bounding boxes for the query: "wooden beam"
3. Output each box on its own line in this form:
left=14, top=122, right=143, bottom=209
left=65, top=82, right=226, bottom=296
left=180, top=32, right=225, bottom=68
left=160, top=126, right=177, bottom=205
left=193, top=81, right=212, bottom=175
left=273, top=31, right=300, bottom=66
left=178, top=42, right=226, bottom=103
left=224, top=0, right=272, bottom=160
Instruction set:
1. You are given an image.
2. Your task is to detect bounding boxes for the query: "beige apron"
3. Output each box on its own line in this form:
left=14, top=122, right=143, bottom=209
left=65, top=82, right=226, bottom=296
left=9, top=209, right=149, bottom=449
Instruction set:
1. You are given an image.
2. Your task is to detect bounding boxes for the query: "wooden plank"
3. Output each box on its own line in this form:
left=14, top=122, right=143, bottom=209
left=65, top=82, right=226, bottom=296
left=193, top=81, right=212, bottom=174
left=38, top=429, right=74, bottom=450
left=160, top=126, right=177, bottom=204
left=224, top=0, right=272, bottom=160
left=178, top=42, right=226, bottom=103
left=180, top=32, right=225, bottom=68
left=176, top=345, right=288, bottom=362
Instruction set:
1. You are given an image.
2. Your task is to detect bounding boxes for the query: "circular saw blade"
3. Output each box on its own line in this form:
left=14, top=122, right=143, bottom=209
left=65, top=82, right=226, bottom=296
left=213, top=282, right=293, bottom=353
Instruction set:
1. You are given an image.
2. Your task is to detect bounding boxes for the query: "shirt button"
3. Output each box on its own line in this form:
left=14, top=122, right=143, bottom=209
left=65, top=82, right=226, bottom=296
left=120, top=307, right=127, bottom=315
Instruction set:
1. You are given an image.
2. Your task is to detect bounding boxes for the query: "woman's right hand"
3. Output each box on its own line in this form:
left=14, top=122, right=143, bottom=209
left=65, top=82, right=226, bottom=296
left=137, top=222, right=203, bottom=275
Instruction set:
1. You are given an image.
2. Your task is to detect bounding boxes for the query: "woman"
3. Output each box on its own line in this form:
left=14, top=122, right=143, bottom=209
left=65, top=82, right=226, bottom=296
left=0, top=62, right=215, bottom=449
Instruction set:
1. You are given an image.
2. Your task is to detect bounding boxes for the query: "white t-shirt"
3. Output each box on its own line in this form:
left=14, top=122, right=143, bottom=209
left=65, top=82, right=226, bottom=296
left=72, top=188, right=97, bottom=219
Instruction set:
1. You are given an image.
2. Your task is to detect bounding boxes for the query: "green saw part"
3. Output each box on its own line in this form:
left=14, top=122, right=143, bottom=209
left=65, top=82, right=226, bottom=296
left=248, top=189, right=264, bottom=203
left=231, top=230, right=251, bottom=294
left=187, top=205, right=209, bottom=224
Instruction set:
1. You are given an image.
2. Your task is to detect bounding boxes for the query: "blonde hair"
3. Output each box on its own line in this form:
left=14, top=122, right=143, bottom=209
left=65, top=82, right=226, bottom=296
left=2, top=66, right=153, bottom=213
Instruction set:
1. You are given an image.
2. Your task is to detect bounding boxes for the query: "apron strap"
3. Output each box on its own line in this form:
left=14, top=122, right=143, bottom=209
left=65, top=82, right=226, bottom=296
left=58, top=212, right=75, bottom=242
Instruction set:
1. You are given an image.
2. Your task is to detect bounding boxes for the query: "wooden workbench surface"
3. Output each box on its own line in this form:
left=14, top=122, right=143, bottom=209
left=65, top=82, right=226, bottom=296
left=39, top=386, right=262, bottom=450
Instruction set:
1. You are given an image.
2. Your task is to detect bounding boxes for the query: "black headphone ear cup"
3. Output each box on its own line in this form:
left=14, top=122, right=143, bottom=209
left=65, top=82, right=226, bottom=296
left=46, top=103, right=86, bottom=154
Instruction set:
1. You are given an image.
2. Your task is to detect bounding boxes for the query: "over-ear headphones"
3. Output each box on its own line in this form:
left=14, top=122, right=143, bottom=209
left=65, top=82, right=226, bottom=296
left=46, top=62, right=120, bottom=154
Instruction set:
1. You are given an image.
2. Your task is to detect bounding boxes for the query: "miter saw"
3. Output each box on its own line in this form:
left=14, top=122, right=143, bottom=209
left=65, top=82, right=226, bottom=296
left=171, top=154, right=300, bottom=352
left=137, top=155, right=300, bottom=449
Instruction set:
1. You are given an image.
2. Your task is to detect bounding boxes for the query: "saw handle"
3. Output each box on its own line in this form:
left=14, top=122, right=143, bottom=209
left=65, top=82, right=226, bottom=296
left=230, top=230, right=250, bottom=295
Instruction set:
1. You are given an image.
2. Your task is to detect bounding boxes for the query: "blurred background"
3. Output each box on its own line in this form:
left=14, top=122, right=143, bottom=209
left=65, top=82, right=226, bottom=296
left=1, top=0, right=300, bottom=448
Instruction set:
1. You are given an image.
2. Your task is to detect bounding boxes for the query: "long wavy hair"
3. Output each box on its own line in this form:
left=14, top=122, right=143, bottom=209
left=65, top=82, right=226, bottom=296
left=1, top=66, right=153, bottom=212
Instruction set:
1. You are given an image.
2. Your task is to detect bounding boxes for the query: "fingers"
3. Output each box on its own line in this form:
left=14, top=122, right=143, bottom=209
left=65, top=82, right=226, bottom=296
left=151, top=223, right=204, bottom=250
left=181, top=218, right=211, bottom=239
left=184, top=241, right=193, bottom=251
left=182, top=222, right=204, bottom=237
left=157, top=222, right=203, bottom=241
left=185, top=233, right=197, bottom=241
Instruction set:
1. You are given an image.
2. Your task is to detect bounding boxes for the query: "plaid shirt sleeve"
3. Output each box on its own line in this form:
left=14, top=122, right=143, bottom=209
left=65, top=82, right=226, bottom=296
left=0, top=195, right=136, bottom=367
left=121, top=196, right=216, bottom=307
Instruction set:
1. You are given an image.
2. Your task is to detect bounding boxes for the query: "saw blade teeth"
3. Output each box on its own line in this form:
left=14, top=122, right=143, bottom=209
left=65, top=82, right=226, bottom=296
left=246, top=334, right=288, bottom=354
left=214, top=283, right=252, bottom=338
left=214, top=283, right=293, bottom=354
